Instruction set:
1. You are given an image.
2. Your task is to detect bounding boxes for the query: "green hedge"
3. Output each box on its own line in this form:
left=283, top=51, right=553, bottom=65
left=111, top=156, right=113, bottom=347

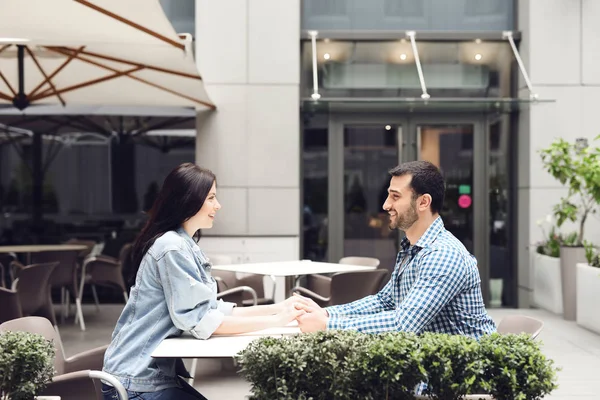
left=237, top=331, right=558, bottom=400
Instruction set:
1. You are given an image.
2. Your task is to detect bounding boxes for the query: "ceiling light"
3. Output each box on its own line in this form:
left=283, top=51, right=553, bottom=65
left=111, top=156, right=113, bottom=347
left=324, top=38, right=330, bottom=43
left=400, top=53, right=407, bottom=60
left=323, top=53, right=330, bottom=60
left=475, top=38, right=482, bottom=44
left=474, top=54, right=482, bottom=61
left=311, top=93, right=321, bottom=100
left=385, top=125, right=392, bottom=131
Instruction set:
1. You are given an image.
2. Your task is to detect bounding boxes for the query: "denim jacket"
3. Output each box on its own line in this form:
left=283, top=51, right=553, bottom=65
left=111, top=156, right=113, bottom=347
left=102, top=227, right=235, bottom=392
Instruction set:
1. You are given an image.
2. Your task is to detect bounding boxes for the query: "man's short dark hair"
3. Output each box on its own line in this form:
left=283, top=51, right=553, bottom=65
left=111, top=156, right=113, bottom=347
left=388, top=161, right=445, bottom=214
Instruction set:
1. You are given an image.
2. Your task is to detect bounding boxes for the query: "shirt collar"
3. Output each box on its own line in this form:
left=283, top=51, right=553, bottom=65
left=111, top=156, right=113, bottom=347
left=399, top=216, right=445, bottom=251
left=176, top=226, right=199, bottom=248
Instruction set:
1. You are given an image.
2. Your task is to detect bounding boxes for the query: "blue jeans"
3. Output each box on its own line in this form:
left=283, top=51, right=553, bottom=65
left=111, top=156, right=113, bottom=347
left=101, top=379, right=208, bottom=400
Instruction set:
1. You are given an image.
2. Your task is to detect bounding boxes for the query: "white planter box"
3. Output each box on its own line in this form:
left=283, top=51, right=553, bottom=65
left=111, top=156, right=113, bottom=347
left=532, top=253, right=563, bottom=315
left=576, top=263, right=600, bottom=334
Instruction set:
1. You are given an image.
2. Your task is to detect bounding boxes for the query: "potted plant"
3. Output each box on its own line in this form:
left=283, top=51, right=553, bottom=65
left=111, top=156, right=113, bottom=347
left=0, top=330, right=55, bottom=400
left=576, top=245, right=600, bottom=334
left=237, top=331, right=558, bottom=400
left=539, top=135, right=600, bottom=320
left=530, top=215, right=577, bottom=314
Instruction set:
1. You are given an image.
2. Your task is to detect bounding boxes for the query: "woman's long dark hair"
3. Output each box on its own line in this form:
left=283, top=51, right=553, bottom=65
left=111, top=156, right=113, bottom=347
left=129, top=163, right=216, bottom=286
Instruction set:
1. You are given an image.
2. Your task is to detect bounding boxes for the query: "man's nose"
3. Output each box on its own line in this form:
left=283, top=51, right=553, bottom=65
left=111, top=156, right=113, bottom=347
left=382, top=198, right=390, bottom=211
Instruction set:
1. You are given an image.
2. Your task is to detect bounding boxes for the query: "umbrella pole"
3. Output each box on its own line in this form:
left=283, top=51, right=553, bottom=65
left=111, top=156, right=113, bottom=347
left=32, top=131, right=43, bottom=242
left=13, top=45, right=29, bottom=110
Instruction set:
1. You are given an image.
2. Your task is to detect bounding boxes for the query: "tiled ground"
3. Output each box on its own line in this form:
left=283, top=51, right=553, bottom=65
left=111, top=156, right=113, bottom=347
left=57, top=305, right=600, bottom=399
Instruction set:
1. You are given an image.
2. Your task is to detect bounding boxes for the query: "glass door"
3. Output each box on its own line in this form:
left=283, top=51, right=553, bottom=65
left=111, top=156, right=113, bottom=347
left=342, top=124, right=402, bottom=275
left=327, top=115, right=492, bottom=305
left=410, top=118, right=489, bottom=305
left=328, top=118, right=406, bottom=275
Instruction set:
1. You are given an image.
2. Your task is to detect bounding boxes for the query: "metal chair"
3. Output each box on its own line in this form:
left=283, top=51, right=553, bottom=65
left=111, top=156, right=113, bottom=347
left=11, top=261, right=58, bottom=327
left=0, top=316, right=128, bottom=400
left=0, top=253, right=16, bottom=287
left=31, top=250, right=83, bottom=329
left=496, top=315, right=544, bottom=339
left=0, top=286, right=23, bottom=323
left=208, top=254, right=264, bottom=307
left=293, top=269, right=389, bottom=307
left=74, top=243, right=132, bottom=331
left=305, top=256, right=383, bottom=299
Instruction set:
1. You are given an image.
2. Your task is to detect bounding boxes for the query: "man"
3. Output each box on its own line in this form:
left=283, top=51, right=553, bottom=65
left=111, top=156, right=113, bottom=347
left=295, top=160, right=496, bottom=338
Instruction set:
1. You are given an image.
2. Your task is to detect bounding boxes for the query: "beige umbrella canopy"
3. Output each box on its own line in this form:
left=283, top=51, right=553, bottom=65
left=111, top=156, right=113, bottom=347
left=0, top=0, right=215, bottom=110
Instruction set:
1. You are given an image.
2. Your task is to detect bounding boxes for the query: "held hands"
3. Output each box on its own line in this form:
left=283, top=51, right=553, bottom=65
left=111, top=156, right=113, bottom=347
left=291, top=292, right=328, bottom=333
left=275, top=302, right=306, bottom=326
left=292, top=293, right=328, bottom=317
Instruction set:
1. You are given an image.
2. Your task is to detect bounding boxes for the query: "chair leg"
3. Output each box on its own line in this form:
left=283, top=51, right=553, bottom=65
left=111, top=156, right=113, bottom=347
left=65, top=290, right=71, bottom=319
left=60, top=288, right=66, bottom=323
left=91, top=285, right=100, bottom=312
left=188, top=358, right=197, bottom=385
left=75, top=297, right=86, bottom=331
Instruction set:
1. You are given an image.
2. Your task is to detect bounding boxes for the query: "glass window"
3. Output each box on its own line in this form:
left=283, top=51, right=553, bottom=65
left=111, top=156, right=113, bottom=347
left=302, top=0, right=514, bottom=32
left=0, top=133, right=195, bottom=245
left=302, top=116, right=329, bottom=261
left=160, top=0, right=195, bottom=35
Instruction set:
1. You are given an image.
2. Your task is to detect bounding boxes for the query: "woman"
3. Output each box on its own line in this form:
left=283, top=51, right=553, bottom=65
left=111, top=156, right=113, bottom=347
left=102, top=163, right=303, bottom=400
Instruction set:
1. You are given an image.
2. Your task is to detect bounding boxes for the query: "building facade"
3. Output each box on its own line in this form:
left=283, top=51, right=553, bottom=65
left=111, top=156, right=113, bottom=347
left=194, top=0, right=600, bottom=309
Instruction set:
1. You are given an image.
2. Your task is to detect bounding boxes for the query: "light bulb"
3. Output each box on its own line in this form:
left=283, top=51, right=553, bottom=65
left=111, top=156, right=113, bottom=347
left=323, top=53, right=330, bottom=60
left=475, top=54, right=482, bottom=61
left=385, top=125, right=392, bottom=131
left=400, top=53, right=407, bottom=60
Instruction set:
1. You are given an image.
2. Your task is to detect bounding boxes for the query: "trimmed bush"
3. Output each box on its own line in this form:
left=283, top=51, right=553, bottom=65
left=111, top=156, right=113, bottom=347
left=478, top=333, right=558, bottom=400
left=237, top=331, right=559, bottom=400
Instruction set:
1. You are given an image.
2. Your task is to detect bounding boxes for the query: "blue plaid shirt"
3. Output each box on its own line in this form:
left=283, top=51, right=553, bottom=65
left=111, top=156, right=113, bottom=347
left=326, top=217, right=496, bottom=338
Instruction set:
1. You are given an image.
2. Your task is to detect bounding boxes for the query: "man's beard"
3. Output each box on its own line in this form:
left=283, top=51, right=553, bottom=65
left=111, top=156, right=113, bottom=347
left=389, top=201, right=418, bottom=231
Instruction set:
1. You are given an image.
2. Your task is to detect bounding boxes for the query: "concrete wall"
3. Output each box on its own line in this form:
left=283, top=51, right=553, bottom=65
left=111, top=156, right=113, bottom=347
left=517, top=0, right=600, bottom=306
left=194, top=0, right=301, bottom=259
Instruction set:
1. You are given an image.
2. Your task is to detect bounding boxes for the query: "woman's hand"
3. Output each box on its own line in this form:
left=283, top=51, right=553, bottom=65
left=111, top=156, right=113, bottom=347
left=275, top=302, right=306, bottom=326
left=275, top=294, right=305, bottom=313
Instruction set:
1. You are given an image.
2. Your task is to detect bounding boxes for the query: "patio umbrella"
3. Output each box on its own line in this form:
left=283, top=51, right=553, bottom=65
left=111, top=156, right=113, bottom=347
left=0, top=0, right=215, bottom=111
left=0, top=0, right=215, bottom=238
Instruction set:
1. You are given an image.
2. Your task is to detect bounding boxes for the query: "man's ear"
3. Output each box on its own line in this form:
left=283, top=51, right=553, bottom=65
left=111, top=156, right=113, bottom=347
left=418, top=194, right=432, bottom=211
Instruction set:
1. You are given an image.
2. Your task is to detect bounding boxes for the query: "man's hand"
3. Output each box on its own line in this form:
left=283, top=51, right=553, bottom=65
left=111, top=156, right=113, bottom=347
left=292, top=293, right=328, bottom=317
left=295, top=304, right=328, bottom=333
left=275, top=303, right=306, bottom=326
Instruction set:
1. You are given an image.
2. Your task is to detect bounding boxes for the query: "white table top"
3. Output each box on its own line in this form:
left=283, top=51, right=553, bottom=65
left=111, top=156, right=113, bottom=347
left=211, top=260, right=376, bottom=276
left=0, top=244, right=89, bottom=253
left=152, top=326, right=301, bottom=358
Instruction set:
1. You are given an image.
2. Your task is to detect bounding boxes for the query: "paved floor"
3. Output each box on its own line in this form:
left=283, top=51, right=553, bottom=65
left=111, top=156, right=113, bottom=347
left=57, top=305, right=600, bottom=399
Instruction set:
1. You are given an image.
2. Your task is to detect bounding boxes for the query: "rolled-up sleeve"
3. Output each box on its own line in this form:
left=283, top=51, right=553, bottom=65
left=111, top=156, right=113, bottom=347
left=216, top=299, right=235, bottom=316
left=157, top=250, right=224, bottom=339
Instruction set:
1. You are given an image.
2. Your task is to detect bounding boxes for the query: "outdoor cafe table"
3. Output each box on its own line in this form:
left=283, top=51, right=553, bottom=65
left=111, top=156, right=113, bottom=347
left=211, top=260, right=377, bottom=303
left=152, top=324, right=302, bottom=385
left=0, top=244, right=89, bottom=263
left=151, top=325, right=301, bottom=359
